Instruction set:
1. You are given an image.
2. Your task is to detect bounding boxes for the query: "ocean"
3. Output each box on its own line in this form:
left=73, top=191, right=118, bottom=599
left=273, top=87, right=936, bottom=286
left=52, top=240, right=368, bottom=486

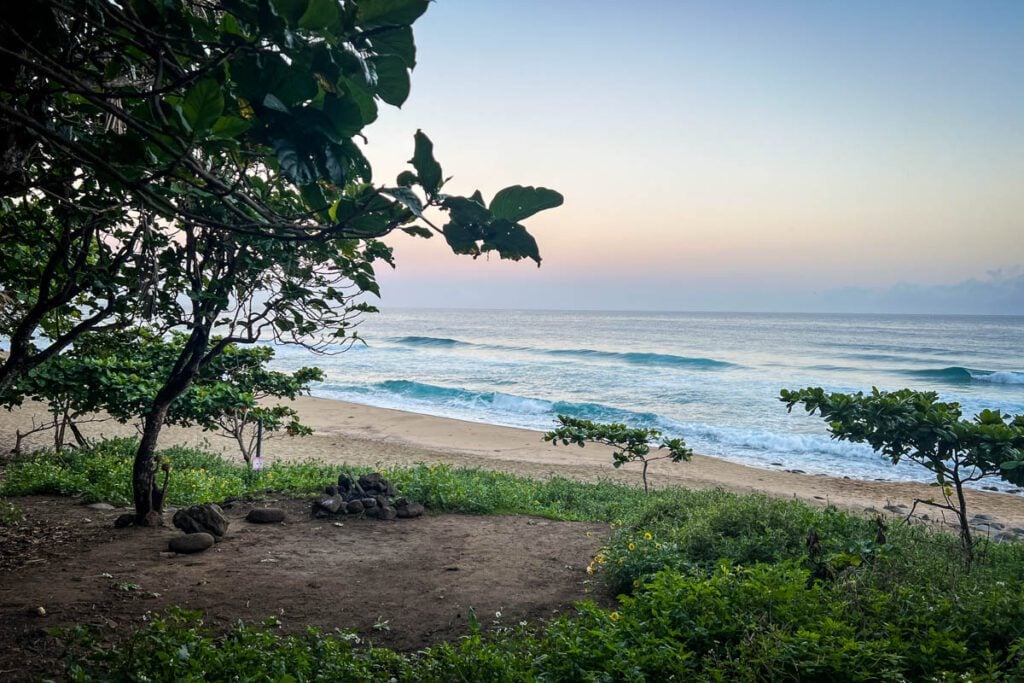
left=268, top=310, right=1024, bottom=489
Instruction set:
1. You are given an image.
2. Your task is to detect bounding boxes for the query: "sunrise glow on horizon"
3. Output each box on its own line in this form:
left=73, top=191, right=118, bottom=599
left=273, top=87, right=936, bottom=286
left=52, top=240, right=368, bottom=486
left=356, top=1, right=1023, bottom=314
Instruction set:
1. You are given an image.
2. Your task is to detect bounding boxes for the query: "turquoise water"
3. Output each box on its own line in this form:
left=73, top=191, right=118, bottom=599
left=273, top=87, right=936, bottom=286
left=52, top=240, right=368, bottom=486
left=269, top=310, right=1024, bottom=488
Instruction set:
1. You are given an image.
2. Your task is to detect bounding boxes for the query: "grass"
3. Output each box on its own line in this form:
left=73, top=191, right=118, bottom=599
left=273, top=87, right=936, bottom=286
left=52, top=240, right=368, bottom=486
left=6, top=438, right=1024, bottom=680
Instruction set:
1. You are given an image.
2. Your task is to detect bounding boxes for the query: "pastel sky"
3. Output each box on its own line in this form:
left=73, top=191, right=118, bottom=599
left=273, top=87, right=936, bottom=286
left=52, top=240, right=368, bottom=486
left=362, top=1, right=1024, bottom=314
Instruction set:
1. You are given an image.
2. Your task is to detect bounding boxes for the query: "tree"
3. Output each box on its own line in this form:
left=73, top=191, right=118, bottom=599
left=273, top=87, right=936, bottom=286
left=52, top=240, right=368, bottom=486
left=1, top=0, right=563, bottom=524
left=0, top=199, right=144, bottom=398
left=2, top=328, right=324, bottom=464
left=780, top=387, right=1024, bottom=567
left=544, top=415, right=692, bottom=494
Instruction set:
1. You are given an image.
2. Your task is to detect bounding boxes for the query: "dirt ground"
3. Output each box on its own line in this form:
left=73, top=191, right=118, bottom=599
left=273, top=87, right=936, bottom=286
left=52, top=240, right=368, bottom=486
left=0, top=497, right=610, bottom=680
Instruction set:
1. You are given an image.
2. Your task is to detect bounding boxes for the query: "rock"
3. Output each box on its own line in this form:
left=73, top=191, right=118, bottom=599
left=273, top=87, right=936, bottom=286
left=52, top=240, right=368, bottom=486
left=325, top=485, right=339, bottom=496
left=1010, top=527, right=1024, bottom=536
left=360, top=497, right=377, bottom=509
left=246, top=508, right=286, bottom=524
left=169, top=533, right=215, bottom=554
left=883, top=504, right=907, bottom=513
left=397, top=502, right=425, bottom=519
left=363, top=506, right=381, bottom=519
left=375, top=495, right=391, bottom=509
left=770, top=462, right=784, bottom=466
left=982, top=486, right=999, bottom=492
left=378, top=505, right=397, bottom=521
left=173, top=503, right=229, bottom=538
left=114, top=513, right=135, bottom=528
left=347, top=499, right=364, bottom=514
left=337, top=473, right=353, bottom=493
left=994, top=533, right=1017, bottom=544
left=971, top=513, right=995, bottom=521
left=318, top=495, right=345, bottom=514
left=87, top=503, right=116, bottom=511
left=358, top=473, right=384, bottom=492
left=784, top=469, right=806, bottom=474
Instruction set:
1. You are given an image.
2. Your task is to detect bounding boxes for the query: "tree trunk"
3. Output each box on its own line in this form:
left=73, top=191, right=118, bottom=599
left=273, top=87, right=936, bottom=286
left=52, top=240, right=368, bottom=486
left=132, top=404, right=170, bottom=526
left=131, top=325, right=211, bottom=525
left=954, top=478, right=974, bottom=569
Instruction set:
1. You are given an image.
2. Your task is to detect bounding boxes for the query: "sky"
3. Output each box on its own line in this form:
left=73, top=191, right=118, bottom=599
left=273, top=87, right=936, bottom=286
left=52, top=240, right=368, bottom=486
left=360, top=1, right=1024, bottom=314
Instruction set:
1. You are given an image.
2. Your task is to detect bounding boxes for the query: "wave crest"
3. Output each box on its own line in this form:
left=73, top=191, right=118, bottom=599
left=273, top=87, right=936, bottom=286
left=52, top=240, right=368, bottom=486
left=903, top=367, right=1023, bottom=384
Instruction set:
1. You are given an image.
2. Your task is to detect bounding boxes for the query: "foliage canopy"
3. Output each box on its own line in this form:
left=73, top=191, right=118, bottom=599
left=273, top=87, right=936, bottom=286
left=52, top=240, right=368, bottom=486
left=781, top=386, right=1024, bottom=566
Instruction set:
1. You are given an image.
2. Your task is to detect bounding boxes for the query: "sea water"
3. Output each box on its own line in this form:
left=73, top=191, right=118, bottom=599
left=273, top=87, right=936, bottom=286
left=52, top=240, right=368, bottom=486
left=268, top=310, right=1024, bottom=488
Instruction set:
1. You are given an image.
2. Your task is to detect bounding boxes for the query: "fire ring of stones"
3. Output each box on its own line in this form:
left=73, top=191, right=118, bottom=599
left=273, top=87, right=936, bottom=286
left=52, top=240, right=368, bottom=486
left=312, top=472, right=425, bottom=521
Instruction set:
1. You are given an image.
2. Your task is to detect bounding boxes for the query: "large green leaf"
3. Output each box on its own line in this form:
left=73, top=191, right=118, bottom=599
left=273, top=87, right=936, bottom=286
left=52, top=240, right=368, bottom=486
left=357, top=0, right=429, bottom=28
left=482, top=219, right=541, bottom=265
left=410, top=130, right=442, bottom=193
left=321, top=143, right=348, bottom=185
left=489, top=185, right=564, bottom=223
left=381, top=186, right=424, bottom=218
left=442, top=221, right=481, bottom=256
left=271, top=137, right=316, bottom=185
left=371, top=55, right=410, bottom=107
left=323, top=93, right=364, bottom=139
left=211, top=116, right=250, bottom=139
left=298, top=0, right=339, bottom=30
left=369, top=26, right=416, bottom=67
left=442, top=195, right=491, bottom=226
left=181, top=79, right=224, bottom=134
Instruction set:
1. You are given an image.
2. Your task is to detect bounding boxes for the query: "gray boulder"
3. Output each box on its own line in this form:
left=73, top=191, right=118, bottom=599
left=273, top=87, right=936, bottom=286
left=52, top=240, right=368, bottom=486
left=246, top=508, right=286, bottom=524
left=396, top=502, right=425, bottom=519
left=173, top=503, right=229, bottom=538
left=169, top=533, right=215, bottom=554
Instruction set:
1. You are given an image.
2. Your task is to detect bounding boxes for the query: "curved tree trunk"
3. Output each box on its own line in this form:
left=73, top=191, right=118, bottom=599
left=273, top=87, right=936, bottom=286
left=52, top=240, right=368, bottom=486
left=131, top=326, right=211, bottom=525
left=132, top=404, right=170, bottom=526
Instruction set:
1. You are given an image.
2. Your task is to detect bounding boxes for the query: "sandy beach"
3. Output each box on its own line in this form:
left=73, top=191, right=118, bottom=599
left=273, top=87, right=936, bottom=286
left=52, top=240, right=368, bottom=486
left=3, top=394, right=1024, bottom=529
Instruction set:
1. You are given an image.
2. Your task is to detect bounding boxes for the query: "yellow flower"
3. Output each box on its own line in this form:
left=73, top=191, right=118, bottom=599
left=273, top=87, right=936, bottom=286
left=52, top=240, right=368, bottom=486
left=628, top=542, right=636, bottom=551
left=596, top=553, right=606, bottom=564
left=586, top=565, right=595, bottom=575
left=609, top=612, right=620, bottom=622
left=643, top=532, right=652, bottom=540
left=655, top=543, right=662, bottom=549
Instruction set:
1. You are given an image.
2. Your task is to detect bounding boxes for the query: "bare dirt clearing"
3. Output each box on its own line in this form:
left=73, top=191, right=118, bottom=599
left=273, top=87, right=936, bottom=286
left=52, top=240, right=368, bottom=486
left=0, top=497, right=610, bottom=680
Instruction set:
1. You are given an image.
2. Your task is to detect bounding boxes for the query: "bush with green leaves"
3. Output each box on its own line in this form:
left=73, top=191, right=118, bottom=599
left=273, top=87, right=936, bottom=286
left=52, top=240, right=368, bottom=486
left=781, top=387, right=1024, bottom=567
left=8, top=437, right=1024, bottom=680
left=544, top=415, right=692, bottom=493
left=2, top=328, right=324, bottom=464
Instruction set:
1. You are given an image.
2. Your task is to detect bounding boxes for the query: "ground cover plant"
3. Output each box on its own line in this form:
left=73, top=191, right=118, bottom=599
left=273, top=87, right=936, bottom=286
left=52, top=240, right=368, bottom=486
left=5, top=438, right=1024, bottom=680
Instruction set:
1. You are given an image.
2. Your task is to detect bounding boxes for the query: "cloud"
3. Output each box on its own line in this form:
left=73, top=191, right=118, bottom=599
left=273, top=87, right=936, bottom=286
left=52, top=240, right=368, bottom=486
left=816, top=267, right=1024, bottom=315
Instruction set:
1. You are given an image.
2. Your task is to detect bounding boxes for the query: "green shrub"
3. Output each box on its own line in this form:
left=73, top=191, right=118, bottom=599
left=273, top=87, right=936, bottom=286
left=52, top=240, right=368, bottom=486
left=8, top=438, right=1024, bottom=680
left=0, top=498, right=23, bottom=525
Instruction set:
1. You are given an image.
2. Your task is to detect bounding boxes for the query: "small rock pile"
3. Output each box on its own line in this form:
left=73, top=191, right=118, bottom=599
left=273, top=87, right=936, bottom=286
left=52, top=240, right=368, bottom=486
left=312, top=472, right=425, bottom=521
left=169, top=503, right=229, bottom=554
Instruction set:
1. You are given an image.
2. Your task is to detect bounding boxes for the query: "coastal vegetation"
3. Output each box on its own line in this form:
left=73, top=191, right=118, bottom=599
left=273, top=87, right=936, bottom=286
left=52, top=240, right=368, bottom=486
left=0, top=0, right=562, bottom=525
left=782, top=387, right=1024, bottom=567
left=1, top=329, right=323, bottom=464
left=3, top=438, right=1024, bottom=680
left=544, top=415, right=692, bottom=493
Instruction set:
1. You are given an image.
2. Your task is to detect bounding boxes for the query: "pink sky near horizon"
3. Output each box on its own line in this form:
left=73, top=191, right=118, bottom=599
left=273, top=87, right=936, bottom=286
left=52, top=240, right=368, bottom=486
left=357, top=1, right=1024, bottom=312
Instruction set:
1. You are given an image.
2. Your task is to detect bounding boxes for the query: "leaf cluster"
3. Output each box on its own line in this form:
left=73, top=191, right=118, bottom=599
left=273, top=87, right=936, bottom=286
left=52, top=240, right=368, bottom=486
left=780, top=387, right=1024, bottom=488
left=544, top=415, right=692, bottom=468
left=3, top=328, right=324, bottom=439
